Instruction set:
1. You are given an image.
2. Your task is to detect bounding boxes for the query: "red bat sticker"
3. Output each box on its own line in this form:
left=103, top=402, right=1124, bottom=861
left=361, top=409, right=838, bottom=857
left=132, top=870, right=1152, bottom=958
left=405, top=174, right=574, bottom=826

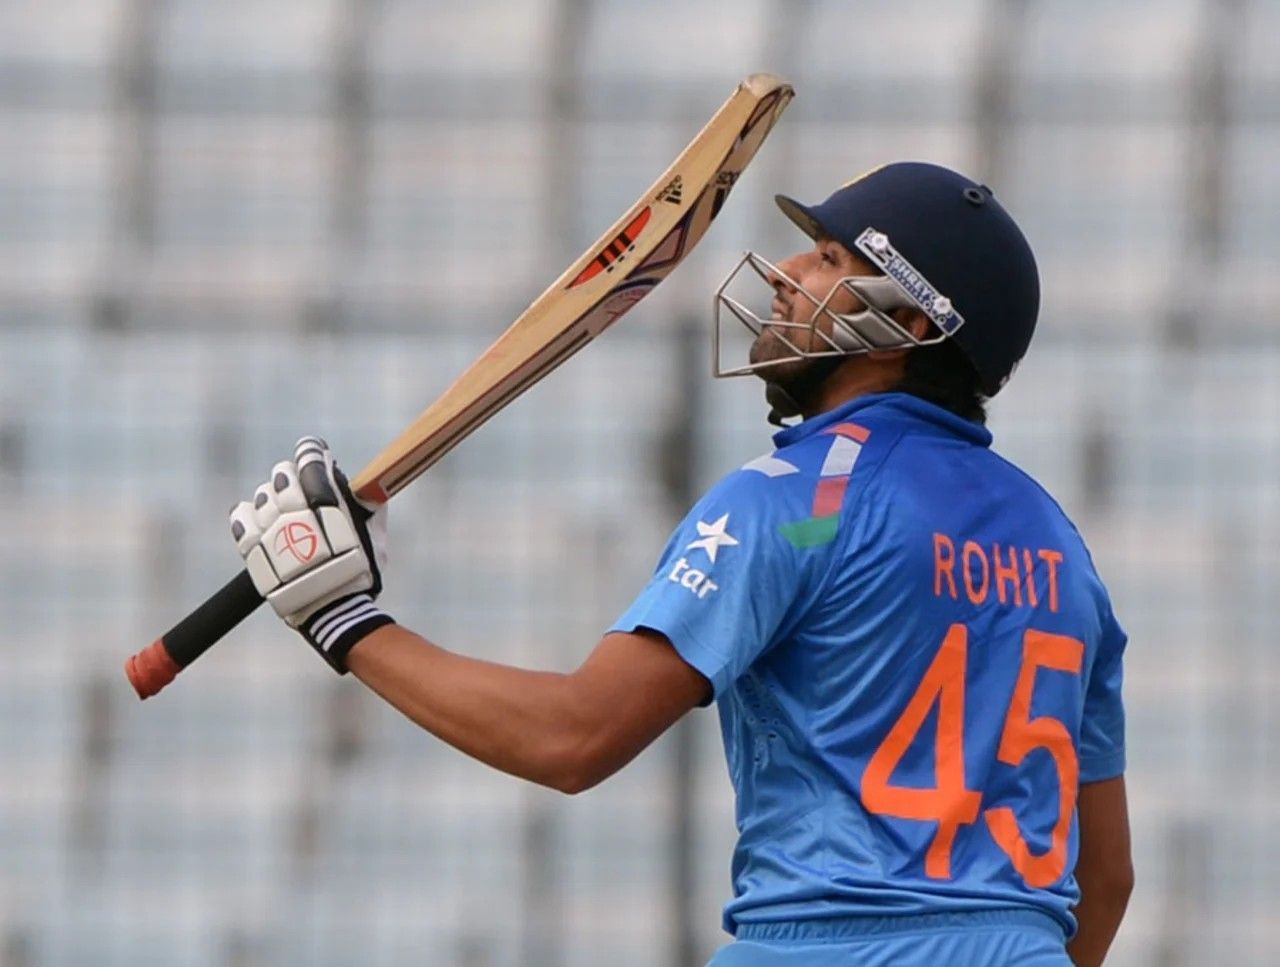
left=569, top=207, right=652, bottom=288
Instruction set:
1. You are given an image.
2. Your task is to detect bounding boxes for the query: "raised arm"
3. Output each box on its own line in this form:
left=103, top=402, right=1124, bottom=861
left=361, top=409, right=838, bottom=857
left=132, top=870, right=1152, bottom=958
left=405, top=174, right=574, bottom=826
left=347, top=625, right=711, bottom=793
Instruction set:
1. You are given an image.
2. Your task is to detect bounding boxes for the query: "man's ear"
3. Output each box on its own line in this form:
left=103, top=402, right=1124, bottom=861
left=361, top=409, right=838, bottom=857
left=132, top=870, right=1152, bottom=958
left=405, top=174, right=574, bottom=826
left=866, top=307, right=932, bottom=362
left=892, top=307, right=932, bottom=341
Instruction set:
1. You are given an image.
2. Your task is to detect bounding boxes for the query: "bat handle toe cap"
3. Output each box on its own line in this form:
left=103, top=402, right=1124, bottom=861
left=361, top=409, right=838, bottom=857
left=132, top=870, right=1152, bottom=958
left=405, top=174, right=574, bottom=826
left=126, top=640, right=181, bottom=700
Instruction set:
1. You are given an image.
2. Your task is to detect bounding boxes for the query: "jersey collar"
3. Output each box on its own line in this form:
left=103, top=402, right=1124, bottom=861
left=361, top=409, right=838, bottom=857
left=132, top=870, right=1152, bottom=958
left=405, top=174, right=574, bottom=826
left=770, top=392, right=994, bottom=450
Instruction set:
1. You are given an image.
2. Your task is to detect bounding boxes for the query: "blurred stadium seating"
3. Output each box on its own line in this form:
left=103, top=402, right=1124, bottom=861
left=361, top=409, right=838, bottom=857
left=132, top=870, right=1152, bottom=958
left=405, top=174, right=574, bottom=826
left=1, top=1, right=1277, bottom=964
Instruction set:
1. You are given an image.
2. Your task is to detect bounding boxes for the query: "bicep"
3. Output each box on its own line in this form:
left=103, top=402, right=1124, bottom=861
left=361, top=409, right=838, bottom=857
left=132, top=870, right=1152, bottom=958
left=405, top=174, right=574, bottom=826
left=564, top=629, right=712, bottom=789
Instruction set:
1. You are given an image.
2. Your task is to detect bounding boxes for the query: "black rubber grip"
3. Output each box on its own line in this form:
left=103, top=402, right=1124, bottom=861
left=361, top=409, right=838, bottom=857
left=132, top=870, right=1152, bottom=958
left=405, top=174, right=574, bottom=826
left=125, top=570, right=264, bottom=699
left=164, top=569, right=264, bottom=666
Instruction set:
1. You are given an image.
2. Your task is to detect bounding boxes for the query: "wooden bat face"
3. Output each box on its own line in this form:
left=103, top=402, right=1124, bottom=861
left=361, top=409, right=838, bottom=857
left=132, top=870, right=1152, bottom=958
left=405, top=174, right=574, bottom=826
left=353, top=74, right=794, bottom=504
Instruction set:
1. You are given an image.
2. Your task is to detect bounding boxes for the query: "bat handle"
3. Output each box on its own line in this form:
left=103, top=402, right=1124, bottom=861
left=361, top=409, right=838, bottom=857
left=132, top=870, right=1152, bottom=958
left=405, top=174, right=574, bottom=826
left=125, top=570, right=265, bottom=699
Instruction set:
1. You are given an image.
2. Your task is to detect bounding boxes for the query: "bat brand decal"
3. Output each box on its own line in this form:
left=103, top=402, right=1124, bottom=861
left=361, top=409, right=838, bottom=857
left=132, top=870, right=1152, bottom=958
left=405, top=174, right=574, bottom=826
left=569, top=207, right=652, bottom=288
left=743, top=92, right=783, bottom=138
left=579, top=278, right=658, bottom=336
left=711, top=171, right=739, bottom=218
left=635, top=208, right=694, bottom=275
left=655, top=176, right=684, bottom=205
left=275, top=521, right=319, bottom=564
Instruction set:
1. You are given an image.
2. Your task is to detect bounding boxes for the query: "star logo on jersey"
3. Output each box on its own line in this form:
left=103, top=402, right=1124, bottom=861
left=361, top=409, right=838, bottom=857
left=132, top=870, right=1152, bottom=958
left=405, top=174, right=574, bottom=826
left=685, top=513, right=739, bottom=564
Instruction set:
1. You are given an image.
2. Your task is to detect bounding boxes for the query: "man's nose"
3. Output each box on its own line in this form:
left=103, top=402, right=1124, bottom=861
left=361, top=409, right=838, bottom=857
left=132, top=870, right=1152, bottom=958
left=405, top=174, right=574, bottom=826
left=767, top=252, right=808, bottom=292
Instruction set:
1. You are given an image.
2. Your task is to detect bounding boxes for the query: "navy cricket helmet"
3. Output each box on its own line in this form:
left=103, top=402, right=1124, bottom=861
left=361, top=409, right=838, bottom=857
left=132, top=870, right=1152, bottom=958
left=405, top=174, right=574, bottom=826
left=774, top=161, right=1040, bottom=396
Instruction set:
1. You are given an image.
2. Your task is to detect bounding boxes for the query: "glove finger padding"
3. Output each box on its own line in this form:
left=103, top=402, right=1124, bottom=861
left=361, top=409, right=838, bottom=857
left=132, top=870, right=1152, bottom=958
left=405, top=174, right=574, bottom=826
left=294, top=436, right=342, bottom=509
left=296, top=436, right=386, bottom=593
left=230, top=499, right=283, bottom=598
left=259, top=461, right=334, bottom=584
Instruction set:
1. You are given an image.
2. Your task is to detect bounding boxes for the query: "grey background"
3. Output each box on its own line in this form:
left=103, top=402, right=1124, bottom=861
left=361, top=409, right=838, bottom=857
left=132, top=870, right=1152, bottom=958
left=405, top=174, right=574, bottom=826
left=1, top=0, right=1277, bottom=964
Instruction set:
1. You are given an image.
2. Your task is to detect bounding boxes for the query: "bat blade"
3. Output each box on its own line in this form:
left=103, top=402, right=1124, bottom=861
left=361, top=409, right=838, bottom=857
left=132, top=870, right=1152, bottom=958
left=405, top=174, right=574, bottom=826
left=353, top=72, right=793, bottom=503
left=125, top=73, right=793, bottom=699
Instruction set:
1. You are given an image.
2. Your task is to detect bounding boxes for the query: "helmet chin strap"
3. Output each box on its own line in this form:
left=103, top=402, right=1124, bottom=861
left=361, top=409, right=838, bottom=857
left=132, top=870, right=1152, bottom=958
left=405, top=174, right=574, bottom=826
left=763, top=356, right=844, bottom=428
left=764, top=382, right=802, bottom=427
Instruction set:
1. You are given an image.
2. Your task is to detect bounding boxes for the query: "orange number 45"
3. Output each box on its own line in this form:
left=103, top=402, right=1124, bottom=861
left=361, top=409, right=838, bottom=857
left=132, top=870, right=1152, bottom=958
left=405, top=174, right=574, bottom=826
left=861, top=623, right=1084, bottom=887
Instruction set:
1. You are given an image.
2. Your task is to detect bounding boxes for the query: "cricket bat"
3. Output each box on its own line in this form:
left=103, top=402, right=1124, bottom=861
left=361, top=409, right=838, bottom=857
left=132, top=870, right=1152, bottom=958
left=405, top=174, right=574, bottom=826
left=126, top=72, right=794, bottom=699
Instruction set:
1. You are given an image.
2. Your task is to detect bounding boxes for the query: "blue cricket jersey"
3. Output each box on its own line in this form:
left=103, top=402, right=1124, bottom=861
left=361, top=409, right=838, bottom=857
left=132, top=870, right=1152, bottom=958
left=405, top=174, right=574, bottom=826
left=610, top=393, right=1126, bottom=938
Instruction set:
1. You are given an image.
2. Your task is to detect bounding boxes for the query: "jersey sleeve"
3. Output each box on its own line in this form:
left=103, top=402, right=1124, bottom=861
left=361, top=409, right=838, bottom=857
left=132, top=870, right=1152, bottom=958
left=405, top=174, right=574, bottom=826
left=1079, top=604, right=1127, bottom=783
left=609, top=469, right=825, bottom=699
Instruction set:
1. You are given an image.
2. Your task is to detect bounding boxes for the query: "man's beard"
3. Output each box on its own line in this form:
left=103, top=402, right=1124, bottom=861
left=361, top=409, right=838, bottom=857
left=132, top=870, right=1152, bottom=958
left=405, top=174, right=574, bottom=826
left=747, top=321, right=793, bottom=369
left=748, top=316, right=841, bottom=424
left=751, top=333, right=842, bottom=426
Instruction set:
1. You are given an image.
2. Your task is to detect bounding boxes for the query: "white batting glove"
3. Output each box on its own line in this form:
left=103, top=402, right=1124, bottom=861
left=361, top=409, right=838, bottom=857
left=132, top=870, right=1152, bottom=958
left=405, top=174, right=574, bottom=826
left=230, top=436, right=394, bottom=672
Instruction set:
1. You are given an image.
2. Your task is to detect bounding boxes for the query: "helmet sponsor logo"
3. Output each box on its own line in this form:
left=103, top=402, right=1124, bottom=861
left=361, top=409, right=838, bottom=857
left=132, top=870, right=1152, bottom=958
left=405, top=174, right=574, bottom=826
left=855, top=227, right=965, bottom=335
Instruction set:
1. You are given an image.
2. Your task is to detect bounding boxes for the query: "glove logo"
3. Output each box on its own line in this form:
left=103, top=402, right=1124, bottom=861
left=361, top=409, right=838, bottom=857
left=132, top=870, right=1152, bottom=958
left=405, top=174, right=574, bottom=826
left=275, top=521, right=319, bottom=564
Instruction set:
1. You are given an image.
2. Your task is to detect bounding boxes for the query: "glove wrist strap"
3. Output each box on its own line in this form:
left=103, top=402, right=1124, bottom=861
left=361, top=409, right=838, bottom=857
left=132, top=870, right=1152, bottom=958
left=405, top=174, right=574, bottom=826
left=299, top=592, right=395, bottom=673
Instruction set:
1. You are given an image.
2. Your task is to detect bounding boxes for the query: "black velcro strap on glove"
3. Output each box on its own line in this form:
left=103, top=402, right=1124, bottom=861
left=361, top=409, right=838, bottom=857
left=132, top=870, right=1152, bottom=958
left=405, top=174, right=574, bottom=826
left=331, top=465, right=384, bottom=598
left=298, top=592, right=395, bottom=673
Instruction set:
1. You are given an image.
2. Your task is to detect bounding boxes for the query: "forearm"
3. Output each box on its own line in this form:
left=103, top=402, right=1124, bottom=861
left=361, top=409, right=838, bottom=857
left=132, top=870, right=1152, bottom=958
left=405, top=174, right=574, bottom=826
left=1069, top=775, right=1134, bottom=965
left=1067, top=874, right=1132, bottom=966
left=346, top=624, right=590, bottom=792
left=223, top=443, right=706, bottom=791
